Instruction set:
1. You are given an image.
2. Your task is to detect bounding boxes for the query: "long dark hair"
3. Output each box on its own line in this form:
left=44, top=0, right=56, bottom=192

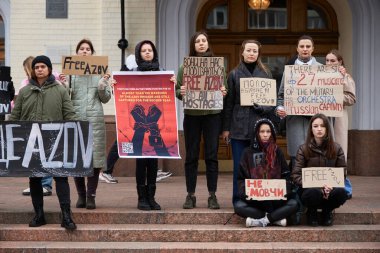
left=189, top=31, right=213, bottom=57
left=305, top=113, right=336, bottom=159
left=76, top=38, right=95, bottom=55
left=239, top=40, right=271, bottom=76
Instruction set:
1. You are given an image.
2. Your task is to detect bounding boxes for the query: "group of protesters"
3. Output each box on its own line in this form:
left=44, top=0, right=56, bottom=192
left=6, top=32, right=355, bottom=230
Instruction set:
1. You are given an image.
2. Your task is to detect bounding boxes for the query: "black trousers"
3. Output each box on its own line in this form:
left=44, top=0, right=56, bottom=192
left=234, top=199, right=299, bottom=222
left=183, top=114, right=220, bottom=193
left=300, top=188, right=347, bottom=211
left=136, top=158, right=158, bottom=185
left=30, top=177, right=71, bottom=207
left=74, top=168, right=101, bottom=197
left=105, top=140, right=119, bottom=174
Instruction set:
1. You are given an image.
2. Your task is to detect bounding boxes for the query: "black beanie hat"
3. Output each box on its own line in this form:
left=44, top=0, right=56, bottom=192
left=32, top=55, right=52, bottom=69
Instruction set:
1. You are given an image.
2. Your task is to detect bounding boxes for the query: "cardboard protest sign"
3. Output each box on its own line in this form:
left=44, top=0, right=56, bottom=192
left=0, top=121, right=93, bottom=177
left=62, top=55, right=108, bottom=75
left=0, top=66, right=12, bottom=114
left=182, top=57, right=224, bottom=110
left=113, top=71, right=180, bottom=159
left=245, top=179, right=287, bottom=201
left=240, top=77, right=277, bottom=106
left=283, top=65, right=344, bottom=117
left=302, top=167, right=345, bottom=188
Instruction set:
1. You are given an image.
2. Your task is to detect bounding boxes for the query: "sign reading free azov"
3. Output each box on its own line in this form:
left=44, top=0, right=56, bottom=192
left=0, top=121, right=93, bottom=177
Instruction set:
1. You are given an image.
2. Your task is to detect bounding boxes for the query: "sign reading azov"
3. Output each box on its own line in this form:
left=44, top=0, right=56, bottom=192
left=0, top=121, right=93, bottom=177
left=182, top=57, right=225, bottom=110
left=284, top=65, right=344, bottom=117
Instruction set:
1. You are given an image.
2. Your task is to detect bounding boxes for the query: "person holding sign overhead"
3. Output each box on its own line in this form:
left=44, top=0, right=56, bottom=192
left=60, top=38, right=112, bottom=210
left=9, top=55, right=78, bottom=230
left=292, top=114, right=347, bottom=226
left=325, top=49, right=356, bottom=199
left=176, top=31, right=227, bottom=209
left=235, top=118, right=298, bottom=227
left=222, top=40, right=274, bottom=205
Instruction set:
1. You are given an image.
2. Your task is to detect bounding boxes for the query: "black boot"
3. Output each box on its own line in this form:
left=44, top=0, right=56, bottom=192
left=29, top=204, right=47, bottom=227
left=321, top=208, right=334, bottom=226
left=307, top=208, right=318, bottom=227
left=76, top=195, right=86, bottom=208
left=147, top=184, right=161, bottom=210
left=60, top=204, right=77, bottom=230
left=137, top=185, right=151, bottom=210
left=86, top=196, right=96, bottom=210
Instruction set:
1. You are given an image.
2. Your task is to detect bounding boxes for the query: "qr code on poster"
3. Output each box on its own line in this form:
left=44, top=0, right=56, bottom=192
left=121, top=142, right=134, bottom=154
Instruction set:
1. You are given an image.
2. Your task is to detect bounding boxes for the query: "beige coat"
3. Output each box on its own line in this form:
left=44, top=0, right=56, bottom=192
left=334, top=74, right=356, bottom=160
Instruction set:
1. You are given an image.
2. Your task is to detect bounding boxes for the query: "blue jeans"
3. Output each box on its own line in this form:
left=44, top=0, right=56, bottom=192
left=41, top=176, right=53, bottom=190
left=231, top=139, right=250, bottom=205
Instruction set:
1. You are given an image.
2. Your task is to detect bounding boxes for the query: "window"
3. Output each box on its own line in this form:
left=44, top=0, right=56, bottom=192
left=307, top=4, right=327, bottom=29
left=206, top=4, right=228, bottom=29
left=248, top=6, right=287, bottom=29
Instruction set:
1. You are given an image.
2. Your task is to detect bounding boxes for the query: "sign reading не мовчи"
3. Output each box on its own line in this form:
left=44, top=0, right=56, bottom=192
left=0, top=121, right=93, bottom=177
left=182, top=57, right=224, bottom=110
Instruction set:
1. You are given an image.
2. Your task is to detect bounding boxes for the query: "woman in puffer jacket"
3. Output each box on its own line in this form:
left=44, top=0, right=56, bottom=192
left=235, top=118, right=298, bottom=227
left=292, top=113, right=348, bottom=226
left=61, top=38, right=112, bottom=209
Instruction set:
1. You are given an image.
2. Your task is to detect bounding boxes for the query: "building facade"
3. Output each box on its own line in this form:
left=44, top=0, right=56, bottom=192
left=1, top=0, right=379, bottom=175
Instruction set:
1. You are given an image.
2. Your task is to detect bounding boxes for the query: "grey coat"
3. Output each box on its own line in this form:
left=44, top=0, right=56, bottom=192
left=277, top=57, right=322, bottom=157
left=70, top=75, right=112, bottom=168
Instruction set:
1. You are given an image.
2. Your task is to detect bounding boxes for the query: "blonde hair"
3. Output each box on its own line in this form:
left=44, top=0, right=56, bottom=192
left=23, top=56, right=35, bottom=79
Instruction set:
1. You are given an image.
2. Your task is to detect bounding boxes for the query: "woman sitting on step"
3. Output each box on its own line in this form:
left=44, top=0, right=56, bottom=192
left=235, top=118, right=298, bottom=227
left=292, top=113, right=348, bottom=226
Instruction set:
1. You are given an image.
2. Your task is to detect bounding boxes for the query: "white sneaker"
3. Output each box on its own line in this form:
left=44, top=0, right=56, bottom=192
left=99, top=172, right=118, bottom=184
left=246, top=217, right=269, bottom=227
left=157, top=170, right=172, bottom=177
left=22, top=187, right=31, bottom=196
left=273, top=219, right=287, bottom=227
left=156, top=171, right=172, bottom=182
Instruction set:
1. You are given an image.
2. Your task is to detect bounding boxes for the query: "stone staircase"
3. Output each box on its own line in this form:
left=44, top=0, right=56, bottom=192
left=0, top=176, right=379, bottom=252
left=0, top=209, right=379, bottom=252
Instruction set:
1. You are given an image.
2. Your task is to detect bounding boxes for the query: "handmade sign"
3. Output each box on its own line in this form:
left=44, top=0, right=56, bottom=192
left=302, top=167, right=345, bottom=188
left=182, top=57, right=224, bottom=110
left=0, top=121, right=93, bottom=177
left=113, top=71, right=180, bottom=159
left=245, top=179, right=287, bottom=201
left=240, top=77, right=277, bottom=106
left=0, top=66, right=12, bottom=114
left=62, top=55, right=108, bottom=75
left=283, top=65, right=344, bottom=117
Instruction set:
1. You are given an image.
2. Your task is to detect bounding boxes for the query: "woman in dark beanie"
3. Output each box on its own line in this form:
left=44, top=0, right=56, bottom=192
left=132, top=40, right=176, bottom=210
left=292, top=113, right=348, bottom=226
left=10, top=55, right=78, bottom=230
left=176, top=31, right=227, bottom=209
left=235, top=118, right=298, bottom=227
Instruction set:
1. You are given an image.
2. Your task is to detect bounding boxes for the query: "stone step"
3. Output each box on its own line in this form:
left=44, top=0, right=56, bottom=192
left=1, top=224, right=379, bottom=242
left=0, top=209, right=377, bottom=225
left=0, top=241, right=379, bottom=253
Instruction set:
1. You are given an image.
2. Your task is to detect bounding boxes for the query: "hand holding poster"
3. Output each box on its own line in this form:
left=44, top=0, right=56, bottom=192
left=302, top=167, right=345, bottom=188
left=62, top=56, right=108, bottom=75
left=245, top=179, right=287, bottom=201
left=182, top=57, right=224, bottom=110
left=284, top=65, right=344, bottom=117
left=113, top=71, right=180, bottom=159
left=0, top=121, right=93, bottom=177
left=240, top=78, right=277, bottom=106
left=0, top=66, right=12, bottom=114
